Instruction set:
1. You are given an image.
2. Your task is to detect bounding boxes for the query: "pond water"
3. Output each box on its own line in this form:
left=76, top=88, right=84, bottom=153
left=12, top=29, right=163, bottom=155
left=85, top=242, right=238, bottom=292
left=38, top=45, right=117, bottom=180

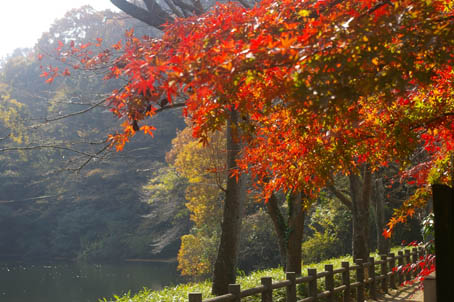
left=0, top=261, right=179, bottom=302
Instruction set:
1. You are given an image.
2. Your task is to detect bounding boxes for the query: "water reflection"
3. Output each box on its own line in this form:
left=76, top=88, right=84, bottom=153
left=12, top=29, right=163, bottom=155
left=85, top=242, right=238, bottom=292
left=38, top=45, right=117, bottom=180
left=0, top=261, right=178, bottom=302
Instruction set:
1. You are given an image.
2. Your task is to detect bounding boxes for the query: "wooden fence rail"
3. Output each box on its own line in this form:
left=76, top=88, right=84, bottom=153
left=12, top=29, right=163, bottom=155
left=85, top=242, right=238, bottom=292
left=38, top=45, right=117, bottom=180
left=188, top=248, right=424, bottom=302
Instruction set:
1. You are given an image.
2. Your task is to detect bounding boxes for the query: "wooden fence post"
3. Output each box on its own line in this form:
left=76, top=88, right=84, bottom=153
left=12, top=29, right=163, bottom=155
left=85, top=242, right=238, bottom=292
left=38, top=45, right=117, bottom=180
left=412, top=248, right=418, bottom=278
left=342, top=262, right=351, bottom=302
left=380, top=255, right=388, bottom=294
left=229, top=284, right=241, bottom=302
left=189, top=293, right=202, bottom=302
left=432, top=184, right=454, bottom=302
left=261, top=277, right=273, bottom=302
left=405, top=250, right=411, bottom=282
left=397, top=251, right=404, bottom=286
left=308, top=268, right=317, bottom=302
left=418, top=247, right=425, bottom=278
left=286, top=272, right=297, bottom=302
left=325, top=264, right=334, bottom=302
left=389, top=253, right=397, bottom=289
left=355, top=259, right=364, bottom=302
left=369, top=257, right=376, bottom=300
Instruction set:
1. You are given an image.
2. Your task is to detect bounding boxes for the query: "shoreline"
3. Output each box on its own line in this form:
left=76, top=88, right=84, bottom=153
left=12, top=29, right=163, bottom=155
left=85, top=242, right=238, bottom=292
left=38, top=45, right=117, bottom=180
left=125, top=258, right=177, bottom=263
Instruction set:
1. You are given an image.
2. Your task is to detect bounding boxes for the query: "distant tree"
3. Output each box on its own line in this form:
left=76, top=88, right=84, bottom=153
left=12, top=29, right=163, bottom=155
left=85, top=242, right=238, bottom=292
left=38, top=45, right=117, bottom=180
left=167, top=125, right=225, bottom=277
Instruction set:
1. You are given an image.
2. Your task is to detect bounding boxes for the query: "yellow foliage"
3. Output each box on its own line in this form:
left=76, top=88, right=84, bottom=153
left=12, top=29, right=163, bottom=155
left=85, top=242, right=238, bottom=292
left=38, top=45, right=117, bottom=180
left=168, top=124, right=226, bottom=276
left=0, top=83, right=28, bottom=144
left=177, top=234, right=212, bottom=276
left=167, top=125, right=226, bottom=228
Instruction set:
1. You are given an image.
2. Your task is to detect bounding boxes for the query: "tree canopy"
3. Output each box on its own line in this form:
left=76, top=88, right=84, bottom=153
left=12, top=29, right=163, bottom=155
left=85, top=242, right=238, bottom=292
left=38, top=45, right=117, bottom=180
left=46, top=0, right=454, bottom=233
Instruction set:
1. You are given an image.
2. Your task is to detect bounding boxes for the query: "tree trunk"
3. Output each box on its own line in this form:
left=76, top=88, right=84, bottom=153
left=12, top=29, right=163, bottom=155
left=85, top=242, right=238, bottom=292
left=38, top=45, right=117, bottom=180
left=349, top=166, right=371, bottom=261
left=266, top=193, right=288, bottom=269
left=212, top=110, right=246, bottom=295
left=373, top=177, right=389, bottom=255
left=265, top=192, right=306, bottom=275
left=285, top=192, right=306, bottom=275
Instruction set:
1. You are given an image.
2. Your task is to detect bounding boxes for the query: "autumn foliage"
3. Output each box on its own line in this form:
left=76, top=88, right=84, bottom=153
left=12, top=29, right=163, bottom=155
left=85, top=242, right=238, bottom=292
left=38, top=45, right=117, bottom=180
left=43, top=0, right=454, bottom=234
left=167, top=126, right=225, bottom=276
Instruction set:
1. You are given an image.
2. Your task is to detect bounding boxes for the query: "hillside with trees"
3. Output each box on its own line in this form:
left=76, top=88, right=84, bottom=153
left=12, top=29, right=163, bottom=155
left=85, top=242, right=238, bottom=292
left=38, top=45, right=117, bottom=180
left=0, top=6, right=189, bottom=262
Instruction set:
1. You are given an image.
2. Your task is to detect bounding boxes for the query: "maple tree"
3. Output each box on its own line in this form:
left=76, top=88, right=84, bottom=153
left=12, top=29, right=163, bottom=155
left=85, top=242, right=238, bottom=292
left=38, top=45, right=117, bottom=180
left=44, top=0, right=454, bottom=291
left=74, top=0, right=452, bottom=197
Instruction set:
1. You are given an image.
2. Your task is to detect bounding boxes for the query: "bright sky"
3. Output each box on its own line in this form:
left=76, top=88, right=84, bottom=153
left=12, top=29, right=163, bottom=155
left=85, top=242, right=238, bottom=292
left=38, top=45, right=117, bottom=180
left=0, top=0, right=119, bottom=58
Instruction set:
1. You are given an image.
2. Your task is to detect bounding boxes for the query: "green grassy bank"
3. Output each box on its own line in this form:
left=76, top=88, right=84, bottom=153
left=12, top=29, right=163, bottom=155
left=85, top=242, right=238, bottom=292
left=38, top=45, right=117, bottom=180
left=104, top=247, right=407, bottom=302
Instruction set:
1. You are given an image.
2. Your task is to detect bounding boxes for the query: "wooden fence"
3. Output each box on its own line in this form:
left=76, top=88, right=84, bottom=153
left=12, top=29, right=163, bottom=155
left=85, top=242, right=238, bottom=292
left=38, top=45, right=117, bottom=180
left=188, top=248, right=424, bottom=302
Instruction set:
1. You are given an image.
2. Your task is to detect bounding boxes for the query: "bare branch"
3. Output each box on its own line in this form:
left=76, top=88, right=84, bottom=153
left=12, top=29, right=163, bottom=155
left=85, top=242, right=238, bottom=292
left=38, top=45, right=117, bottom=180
left=110, top=0, right=173, bottom=29
left=32, top=97, right=107, bottom=125
left=163, top=0, right=185, bottom=18
left=0, top=133, right=10, bottom=142
left=172, top=0, right=199, bottom=15
left=237, top=0, right=252, bottom=9
left=189, top=0, right=204, bottom=14
left=70, top=143, right=111, bottom=173
left=0, top=194, right=65, bottom=204
left=0, top=144, right=106, bottom=158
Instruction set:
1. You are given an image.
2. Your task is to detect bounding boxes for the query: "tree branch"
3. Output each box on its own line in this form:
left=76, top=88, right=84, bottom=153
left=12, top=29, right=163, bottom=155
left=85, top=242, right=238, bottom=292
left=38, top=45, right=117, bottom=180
left=31, top=98, right=108, bottom=126
left=0, top=133, right=10, bottom=142
left=410, top=112, right=454, bottom=131
left=69, top=143, right=111, bottom=173
left=0, top=194, right=65, bottom=204
left=189, top=0, right=204, bottom=14
left=0, top=144, right=106, bottom=158
left=154, top=101, right=186, bottom=113
left=174, top=0, right=193, bottom=16
left=163, top=0, right=185, bottom=18
left=110, top=0, right=173, bottom=29
left=143, top=0, right=157, bottom=12
left=237, top=0, right=252, bottom=9
left=327, top=185, right=353, bottom=210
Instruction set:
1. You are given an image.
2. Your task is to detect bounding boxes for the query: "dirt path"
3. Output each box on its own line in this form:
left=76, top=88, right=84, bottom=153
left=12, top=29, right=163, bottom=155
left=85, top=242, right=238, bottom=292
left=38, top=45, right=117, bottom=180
left=367, top=285, right=423, bottom=302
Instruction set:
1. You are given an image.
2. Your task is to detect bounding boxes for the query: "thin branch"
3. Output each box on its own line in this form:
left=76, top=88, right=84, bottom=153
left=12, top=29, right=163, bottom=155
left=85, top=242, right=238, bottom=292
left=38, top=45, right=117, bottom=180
left=70, top=143, right=111, bottom=173
left=0, top=133, right=10, bottom=142
left=0, top=194, right=64, bottom=204
left=360, top=0, right=392, bottom=18
left=34, top=98, right=108, bottom=125
left=0, top=144, right=104, bottom=158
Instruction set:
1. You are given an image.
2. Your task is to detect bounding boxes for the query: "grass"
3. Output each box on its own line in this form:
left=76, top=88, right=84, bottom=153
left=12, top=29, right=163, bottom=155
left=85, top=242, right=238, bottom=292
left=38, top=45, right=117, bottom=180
left=103, top=247, right=407, bottom=302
